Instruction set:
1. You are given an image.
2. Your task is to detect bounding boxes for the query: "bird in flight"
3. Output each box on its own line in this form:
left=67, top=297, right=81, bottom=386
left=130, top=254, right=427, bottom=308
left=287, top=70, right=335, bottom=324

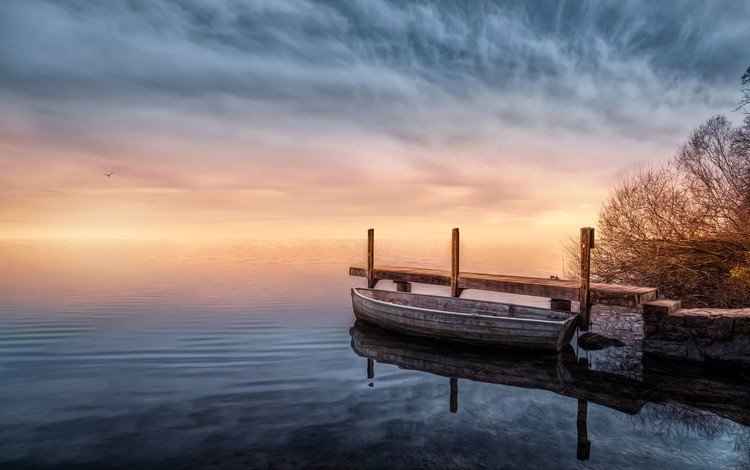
left=102, top=172, right=114, bottom=177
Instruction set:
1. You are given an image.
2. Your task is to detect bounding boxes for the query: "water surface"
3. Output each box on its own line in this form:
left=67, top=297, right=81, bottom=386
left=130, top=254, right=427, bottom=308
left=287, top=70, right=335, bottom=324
left=1, top=240, right=748, bottom=468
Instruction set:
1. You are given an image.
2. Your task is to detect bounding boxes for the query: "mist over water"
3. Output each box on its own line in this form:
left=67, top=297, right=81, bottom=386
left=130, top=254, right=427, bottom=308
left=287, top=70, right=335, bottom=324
left=0, top=240, right=746, bottom=468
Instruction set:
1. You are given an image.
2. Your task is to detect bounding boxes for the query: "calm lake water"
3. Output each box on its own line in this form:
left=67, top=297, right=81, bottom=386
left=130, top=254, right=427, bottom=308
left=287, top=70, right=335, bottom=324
left=1, top=240, right=748, bottom=469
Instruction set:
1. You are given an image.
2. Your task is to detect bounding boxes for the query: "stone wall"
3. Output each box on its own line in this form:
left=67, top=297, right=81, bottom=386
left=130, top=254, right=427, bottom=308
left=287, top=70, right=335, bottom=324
left=642, top=300, right=750, bottom=365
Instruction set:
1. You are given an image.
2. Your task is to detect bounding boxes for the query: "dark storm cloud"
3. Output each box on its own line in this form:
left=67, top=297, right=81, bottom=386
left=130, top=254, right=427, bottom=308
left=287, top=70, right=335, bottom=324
left=1, top=0, right=749, bottom=237
left=1, top=0, right=747, bottom=145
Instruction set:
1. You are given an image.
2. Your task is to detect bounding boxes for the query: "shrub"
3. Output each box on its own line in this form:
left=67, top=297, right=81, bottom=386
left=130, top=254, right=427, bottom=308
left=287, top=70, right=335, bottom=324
left=566, top=115, right=750, bottom=308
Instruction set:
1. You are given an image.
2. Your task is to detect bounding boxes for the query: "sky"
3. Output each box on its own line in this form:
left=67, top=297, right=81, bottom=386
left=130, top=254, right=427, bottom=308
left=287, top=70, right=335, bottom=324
left=0, top=0, right=748, bottom=241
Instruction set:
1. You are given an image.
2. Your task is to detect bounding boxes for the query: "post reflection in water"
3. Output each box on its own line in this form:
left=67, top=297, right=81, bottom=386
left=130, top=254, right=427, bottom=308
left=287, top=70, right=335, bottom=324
left=576, top=356, right=591, bottom=461
left=577, top=399, right=591, bottom=461
left=450, top=378, right=459, bottom=414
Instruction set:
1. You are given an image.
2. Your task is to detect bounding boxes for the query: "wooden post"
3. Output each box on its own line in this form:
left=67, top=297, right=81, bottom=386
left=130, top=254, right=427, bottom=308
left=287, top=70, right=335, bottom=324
left=367, top=228, right=377, bottom=288
left=576, top=398, right=591, bottom=460
left=550, top=299, right=572, bottom=311
left=367, top=358, right=374, bottom=379
left=395, top=281, right=411, bottom=292
left=579, top=227, right=594, bottom=331
left=451, top=228, right=461, bottom=297
left=449, top=378, right=458, bottom=413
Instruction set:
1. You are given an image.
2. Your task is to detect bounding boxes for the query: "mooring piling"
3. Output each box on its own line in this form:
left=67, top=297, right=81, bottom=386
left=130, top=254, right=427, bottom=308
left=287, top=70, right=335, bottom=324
left=451, top=228, right=462, bottom=298
left=367, top=228, right=376, bottom=288
left=579, top=227, right=594, bottom=331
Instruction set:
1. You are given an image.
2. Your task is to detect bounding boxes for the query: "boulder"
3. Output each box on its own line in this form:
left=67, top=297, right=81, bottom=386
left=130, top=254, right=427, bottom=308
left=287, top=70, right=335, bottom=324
left=702, top=339, right=750, bottom=365
left=643, top=339, right=688, bottom=358
left=578, top=332, right=625, bottom=350
left=706, top=316, right=734, bottom=340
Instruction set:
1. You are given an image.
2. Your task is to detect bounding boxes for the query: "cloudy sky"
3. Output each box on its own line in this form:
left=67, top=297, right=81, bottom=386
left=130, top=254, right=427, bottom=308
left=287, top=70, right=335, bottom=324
left=0, top=0, right=748, bottom=240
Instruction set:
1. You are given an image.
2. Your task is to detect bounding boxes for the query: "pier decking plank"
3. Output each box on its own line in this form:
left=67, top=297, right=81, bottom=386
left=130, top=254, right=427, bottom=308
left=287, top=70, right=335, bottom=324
left=349, top=265, right=657, bottom=308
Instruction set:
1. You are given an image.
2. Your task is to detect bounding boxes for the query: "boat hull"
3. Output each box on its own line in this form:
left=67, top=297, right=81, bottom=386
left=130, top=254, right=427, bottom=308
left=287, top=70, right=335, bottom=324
left=351, top=288, right=578, bottom=351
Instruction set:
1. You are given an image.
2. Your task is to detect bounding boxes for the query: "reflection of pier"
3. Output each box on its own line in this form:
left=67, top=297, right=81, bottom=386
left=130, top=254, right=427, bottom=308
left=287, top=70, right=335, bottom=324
left=350, top=321, right=750, bottom=461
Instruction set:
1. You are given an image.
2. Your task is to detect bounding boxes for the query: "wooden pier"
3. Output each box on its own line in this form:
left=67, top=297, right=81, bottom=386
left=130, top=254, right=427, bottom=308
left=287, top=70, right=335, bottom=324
left=349, top=228, right=658, bottom=330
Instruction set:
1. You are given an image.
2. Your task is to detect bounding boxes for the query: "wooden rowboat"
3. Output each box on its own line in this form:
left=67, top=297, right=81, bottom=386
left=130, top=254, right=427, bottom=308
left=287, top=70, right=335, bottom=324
left=351, top=288, right=579, bottom=351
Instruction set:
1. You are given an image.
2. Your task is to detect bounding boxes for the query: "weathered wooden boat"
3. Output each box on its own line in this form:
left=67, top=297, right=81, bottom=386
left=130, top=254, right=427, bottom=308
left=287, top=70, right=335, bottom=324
left=351, top=288, right=579, bottom=351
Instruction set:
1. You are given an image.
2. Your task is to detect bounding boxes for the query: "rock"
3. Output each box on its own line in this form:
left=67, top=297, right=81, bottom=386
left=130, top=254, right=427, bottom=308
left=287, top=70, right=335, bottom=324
left=643, top=322, right=659, bottom=336
left=642, top=307, right=750, bottom=364
left=643, top=339, right=688, bottom=358
left=702, top=339, right=750, bottom=364
left=706, top=316, right=734, bottom=340
left=734, top=316, right=750, bottom=335
left=686, top=337, right=704, bottom=361
left=578, top=332, right=625, bottom=350
left=659, top=313, right=685, bottom=331
left=660, top=330, right=689, bottom=342
left=642, top=299, right=681, bottom=323
left=683, top=312, right=712, bottom=329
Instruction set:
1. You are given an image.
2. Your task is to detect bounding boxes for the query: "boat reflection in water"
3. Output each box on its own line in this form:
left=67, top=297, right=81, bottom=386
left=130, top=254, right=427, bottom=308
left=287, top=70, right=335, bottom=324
left=350, top=320, right=750, bottom=462
left=350, top=320, right=596, bottom=460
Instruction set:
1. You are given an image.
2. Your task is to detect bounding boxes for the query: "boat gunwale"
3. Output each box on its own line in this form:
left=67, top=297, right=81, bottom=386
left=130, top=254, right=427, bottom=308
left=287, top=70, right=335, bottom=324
left=352, top=288, right=578, bottom=328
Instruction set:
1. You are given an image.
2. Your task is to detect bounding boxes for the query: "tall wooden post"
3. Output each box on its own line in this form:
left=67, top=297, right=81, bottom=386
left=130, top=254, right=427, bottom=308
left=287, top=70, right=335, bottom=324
left=451, top=228, right=461, bottom=297
left=367, top=228, right=376, bottom=288
left=395, top=281, right=411, bottom=292
left=367, top=358, right=374, bottom=379
left=579, top=227, right=594, bottom=331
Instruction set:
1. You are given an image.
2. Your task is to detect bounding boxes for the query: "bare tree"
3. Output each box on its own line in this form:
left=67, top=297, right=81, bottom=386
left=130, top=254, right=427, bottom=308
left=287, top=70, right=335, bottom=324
left=740, top=66, right=750, bottom=113
left=676, top=116, right=750, bottom=239
left=566, top=115, right=750, bottom=308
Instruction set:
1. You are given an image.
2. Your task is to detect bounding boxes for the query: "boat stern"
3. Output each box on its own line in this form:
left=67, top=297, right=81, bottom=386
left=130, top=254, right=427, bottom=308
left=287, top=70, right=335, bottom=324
left=556, top=315, right=580, bottom=351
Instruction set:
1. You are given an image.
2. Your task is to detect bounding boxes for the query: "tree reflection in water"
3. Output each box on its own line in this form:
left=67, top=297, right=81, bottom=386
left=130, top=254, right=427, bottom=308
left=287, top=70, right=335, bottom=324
left=627, top=403, right=749, bottom=467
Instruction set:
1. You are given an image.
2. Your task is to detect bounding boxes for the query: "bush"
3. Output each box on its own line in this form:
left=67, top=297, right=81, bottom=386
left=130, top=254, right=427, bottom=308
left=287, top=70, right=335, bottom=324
left=566, top=115, right=750, bottom=308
